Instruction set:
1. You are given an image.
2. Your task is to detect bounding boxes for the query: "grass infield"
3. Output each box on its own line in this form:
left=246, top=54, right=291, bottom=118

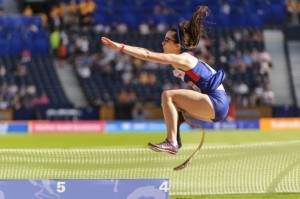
left=0, top=129, right=300, bottom=199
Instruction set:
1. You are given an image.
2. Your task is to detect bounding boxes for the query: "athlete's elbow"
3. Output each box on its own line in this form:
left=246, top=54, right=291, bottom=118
left=141, top=51, right=151, bottom=60
left=140, top=51, right=165, bottom=64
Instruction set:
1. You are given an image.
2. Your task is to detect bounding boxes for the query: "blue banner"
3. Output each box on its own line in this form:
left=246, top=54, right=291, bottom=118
left=0, top=122, right=28, bottom=134
left=0, top=120, right=259, bottom=135
left=105, top=120, right=191, bottom=132
left=190, top=120, right=259, bottom=130
left=0, top=179, right=169, bottom=199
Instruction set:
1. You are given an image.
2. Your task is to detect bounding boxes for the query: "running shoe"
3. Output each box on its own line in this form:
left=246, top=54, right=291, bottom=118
left=148, top=139, right=178, bottom=155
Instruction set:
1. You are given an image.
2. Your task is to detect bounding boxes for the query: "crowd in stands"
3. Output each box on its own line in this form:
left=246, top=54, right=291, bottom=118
left=285, top=0, right=300, bottom=25
left=0, top=50, right=50, bottom=110
left=101, top=29, right=274, bottom=106
left=0, top=0, right=286, bottom=120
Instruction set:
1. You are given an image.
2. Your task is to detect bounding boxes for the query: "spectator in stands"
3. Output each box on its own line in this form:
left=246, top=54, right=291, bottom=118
left=92, top=95, right=104, bottom=108
left=116, top=23, right=128, bottom=34
left=115, top=89, right=136, bottom=119
left=76, top=53, right=92, bottom=78
left=23, top=5, right=33, bottom=16
left=38, top=91, right=50, bottom=105
left=14, top=63, right=27, bottom=78
left=58, top=2, right=67, bottom=16
left=75, top=35, right=89, bottom=54
left=26, top=81, right=37, bottom=99
left=0, top=80, right=6, bottom=93
left=233, top=29, right=243, bottom=41
left=101, top=6, right=229, bottom=154
left=63, top=4, right=79, bottom=31
left=253, top=81, right=264, bottom=105
left=68, top=0, right=78, bottom=15
left=11, top=95, right=22, bottom=110
left=0, top=7, right=5, bottom=16
left=220, top=2, right=231, bottom=15
left=259, top=59, right=272, bottom=77
left=139, top=71, right=150, bottom=84
left=139, top=21, right=151, bottom=35
left=78, top=0, right=96, bottom=28
left=20, top=48, right=31, bottom=64
left=102, top=92, right=114, bottom=107
left=148, top=72, right=157, bottom=85
left=31, top=91, right=50, bottom=106
left=50, top=28, right=61, bottom=56
left=93, top=23, right=110, bottom=34
left=144, top=60, right=159, bottom=70
left=156, top=21, right=168, bottom=34
left=58, top=42, right=68, bottom=60
left=0, top=96, right=9, bottom=110
left=259, top=48, right=271, bottom=63
left=286, top=0, right=296, bottom=24
left=235, top=81, right=249, bottom=97
left=6, top=81, right=18, bottom=102
left=49, top=6, right=63, bottom=31
left=250, top=48, right=260, bottom=64
left=40, top=13, right=48, bottom=28
left=117, top=89, right=131, bottom=104
left=86, top=0, right=97, bottom=15
left=0, top=64, right=6, bottom=78
left=132, top=102, right=146, bottom=120
left=298, top=0, right=300, bottom=24
left=262, top=84, right=275, bottom=105
left=18, top=84, right=27, bottom=99
left=226, top=101, right=236, bottom=121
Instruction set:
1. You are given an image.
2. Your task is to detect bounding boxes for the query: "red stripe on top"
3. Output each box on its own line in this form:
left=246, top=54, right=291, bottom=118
left=186, top=70, right=200, bottom=82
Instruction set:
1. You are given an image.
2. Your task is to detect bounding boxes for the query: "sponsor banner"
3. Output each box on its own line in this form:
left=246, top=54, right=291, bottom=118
left=213, top=120, right=259, bottom=129
left=105, top=120, right=190, bottom=132
left=105, top=120, right=259, bottom=132
left=0, top=179, right=169, bottom=199
left=191, top=120, right=259, bottom=130
left=260, top=118, right=300, bottom=130
left=30, top=121, right=105, bottom=134
left=0, top=122, right=28, bottom=134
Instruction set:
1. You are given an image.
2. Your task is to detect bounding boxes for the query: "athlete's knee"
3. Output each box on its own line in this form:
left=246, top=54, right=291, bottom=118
left=161, top=90, right=173, bottom=104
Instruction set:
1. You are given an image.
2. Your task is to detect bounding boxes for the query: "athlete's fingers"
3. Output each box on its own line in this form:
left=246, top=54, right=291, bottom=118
left=101, top=37, right=110, bottom=45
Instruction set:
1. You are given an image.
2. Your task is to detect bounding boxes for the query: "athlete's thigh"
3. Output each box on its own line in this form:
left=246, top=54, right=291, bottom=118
left=164, top=89, right=215, bottom=121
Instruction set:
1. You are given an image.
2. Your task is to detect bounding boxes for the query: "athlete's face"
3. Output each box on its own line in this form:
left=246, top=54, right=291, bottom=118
left=162, top=31, right=181, bottom=54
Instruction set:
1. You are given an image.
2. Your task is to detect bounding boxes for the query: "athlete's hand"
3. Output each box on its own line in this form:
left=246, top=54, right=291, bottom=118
left=101, top=37, right=122, bottom=51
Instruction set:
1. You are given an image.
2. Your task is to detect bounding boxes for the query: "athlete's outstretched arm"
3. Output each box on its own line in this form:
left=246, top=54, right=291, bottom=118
left=101, top=37, right=192, bottom=70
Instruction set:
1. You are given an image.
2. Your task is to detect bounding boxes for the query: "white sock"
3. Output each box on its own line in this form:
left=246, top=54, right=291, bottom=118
left=167, top=138, right=178, bottom=147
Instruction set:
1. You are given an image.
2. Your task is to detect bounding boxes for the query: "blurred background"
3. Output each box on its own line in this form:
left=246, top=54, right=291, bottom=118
left=1, top=1, right=300, bottom=197
left=0, top=0, right=299, bottom=122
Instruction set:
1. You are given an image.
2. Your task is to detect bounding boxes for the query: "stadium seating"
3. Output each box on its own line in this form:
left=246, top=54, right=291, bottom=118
left=0, top=0, right=282, bottom=119
left=92, top=0, right=285, bottom=28
left=29, top=55, right=69, bottom=104
left=76, top=27, right=267, bottom=110
left=0, top=54, right=70, bottom=106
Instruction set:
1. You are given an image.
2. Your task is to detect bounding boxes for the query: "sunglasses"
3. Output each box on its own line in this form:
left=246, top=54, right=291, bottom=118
left=164, top=37, right=177, bottom=43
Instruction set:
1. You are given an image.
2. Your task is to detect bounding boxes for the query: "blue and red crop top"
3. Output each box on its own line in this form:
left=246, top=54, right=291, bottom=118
left=173, top=60, right=225, bottom=94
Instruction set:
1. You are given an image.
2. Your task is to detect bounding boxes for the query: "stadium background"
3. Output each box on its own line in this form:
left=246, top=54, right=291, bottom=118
left=0, top=0, right=299, bottom=121
left=0, top=0, right=300, bottom=198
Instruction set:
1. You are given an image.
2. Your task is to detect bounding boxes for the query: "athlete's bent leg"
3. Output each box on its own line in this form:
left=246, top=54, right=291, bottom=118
left=161, top=89, right=215, bottom=143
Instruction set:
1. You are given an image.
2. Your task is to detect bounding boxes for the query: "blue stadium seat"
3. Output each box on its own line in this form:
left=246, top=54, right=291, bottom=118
left=229, top=14, right=246, bottom=28
left=215, top=14, right=230, bottom=28
left=0, top=40, right=9, bottom=55
left=9, top=35, right=23, bottom=55
left=269, top=4, right=285, bottom=24
left=248, top=14, right=263, bottom=28
left=122, top=14, right=139, bottom=29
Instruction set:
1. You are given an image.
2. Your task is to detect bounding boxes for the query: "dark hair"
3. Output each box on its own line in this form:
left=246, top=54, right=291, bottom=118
left=171, top=6, right=210, bottom=52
